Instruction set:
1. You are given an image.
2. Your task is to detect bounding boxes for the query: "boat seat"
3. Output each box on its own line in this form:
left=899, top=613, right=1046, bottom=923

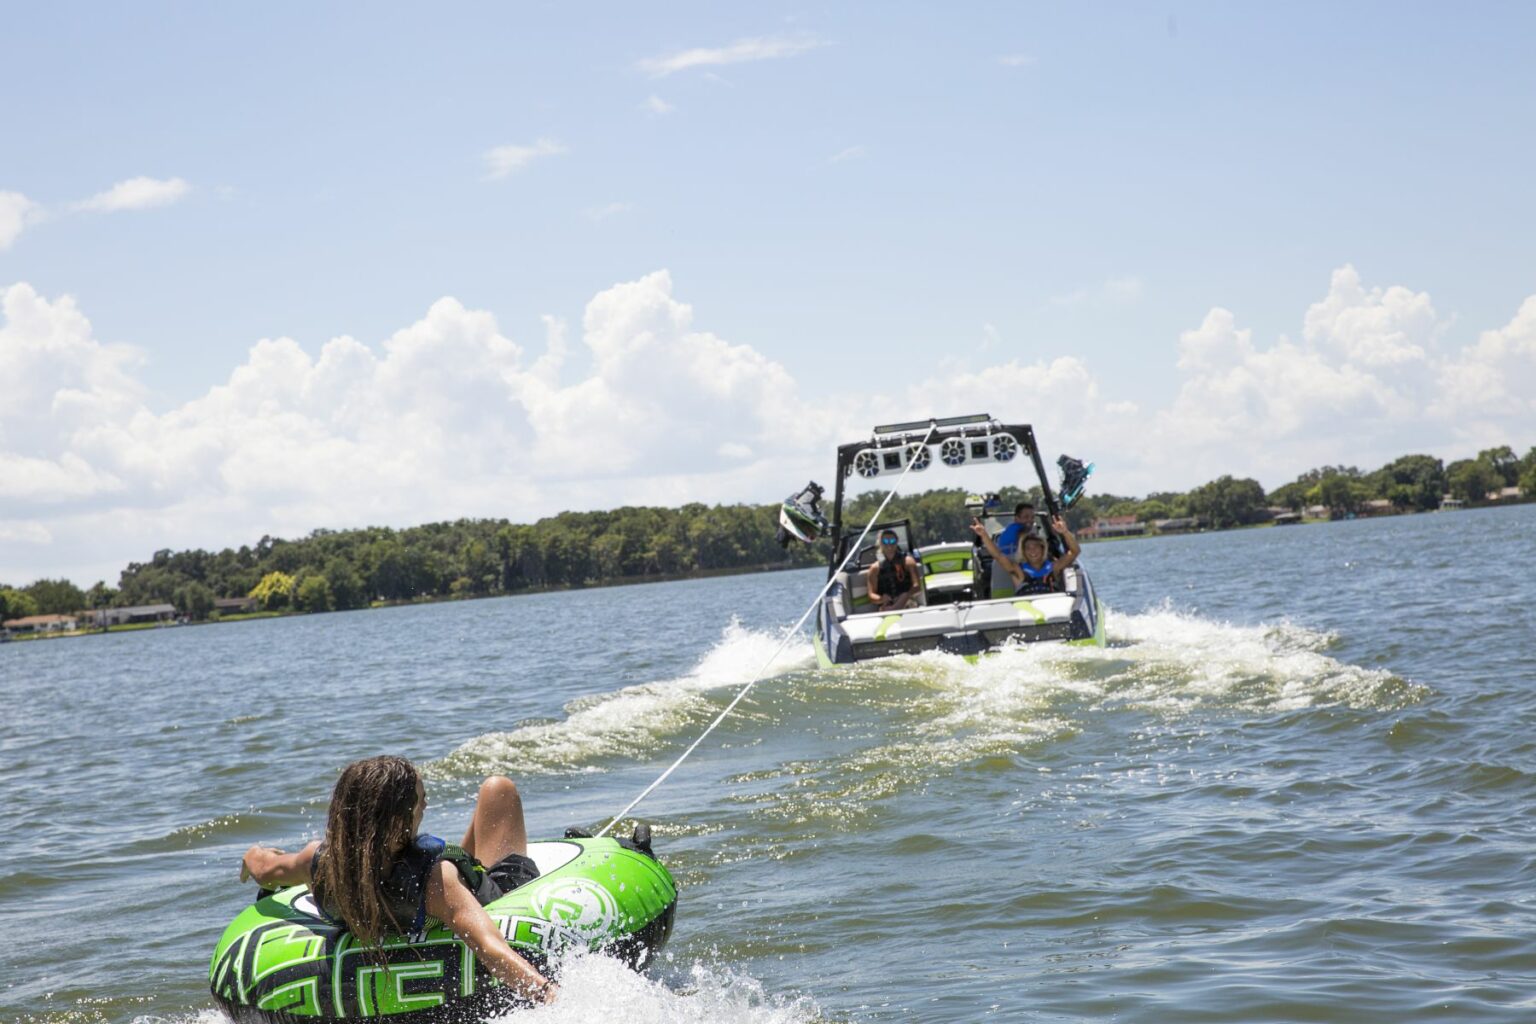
left=917, top=545, right=975, bottom=598
left=841, top=568, right=876, bottom=613
left=989, top=548, right=1015, bottom=599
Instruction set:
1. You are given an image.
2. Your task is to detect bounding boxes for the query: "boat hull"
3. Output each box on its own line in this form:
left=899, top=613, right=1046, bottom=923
left=816, top=568, right=1104, bottom=665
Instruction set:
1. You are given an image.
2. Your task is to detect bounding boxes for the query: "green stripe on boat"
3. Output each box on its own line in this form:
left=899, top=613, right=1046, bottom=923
left=1011, top=600, right=1046, bottom=624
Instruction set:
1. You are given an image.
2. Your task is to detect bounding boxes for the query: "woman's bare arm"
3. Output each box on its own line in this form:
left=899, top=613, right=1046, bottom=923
left=970, top=520, right=1022, bottom=584
left=426, top=862, right=557, bottom=1004
left=1050, top=515, right=1080, bottom=573
left=240, top=841, right=320, bottom=887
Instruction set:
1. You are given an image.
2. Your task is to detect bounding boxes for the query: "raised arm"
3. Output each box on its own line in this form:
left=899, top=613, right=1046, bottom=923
left=969, top=519, right=1022, bottom=584
left=1050, top=515, right=1080, bottom=573
left=426, top=861, right=556, bottom=1004
left=240, top=841, right=321, bottom=887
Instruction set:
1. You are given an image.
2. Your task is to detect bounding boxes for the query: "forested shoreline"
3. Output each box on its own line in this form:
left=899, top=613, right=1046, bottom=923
left=2, top=443, right=1532, bottom=628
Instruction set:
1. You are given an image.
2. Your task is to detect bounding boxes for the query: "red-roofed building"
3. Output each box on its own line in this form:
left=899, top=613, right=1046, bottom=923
left=1080, top=514, right=1145, bottom=539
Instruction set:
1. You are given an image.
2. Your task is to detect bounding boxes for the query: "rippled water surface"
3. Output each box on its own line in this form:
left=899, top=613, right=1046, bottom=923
left=3, top=505, right=1534, bottom=1022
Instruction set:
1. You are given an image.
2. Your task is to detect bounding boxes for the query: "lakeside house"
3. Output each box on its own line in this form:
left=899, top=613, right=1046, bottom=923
left=1440, top=487, right=1523, bottom=511
left=215, top=596, right=259, bottom=615
left=1079, top=515, right=1146, bottom=540
left=1153, top=517, right=1202, bottom=534
left=1, top=613, right=79, bottom=634
left=91, top=603, right=177, bottom=627
left=1359, top=498, right=1395, bottom=517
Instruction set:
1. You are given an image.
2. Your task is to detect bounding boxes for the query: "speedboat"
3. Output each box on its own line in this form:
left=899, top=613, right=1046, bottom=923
left=781, top=414, right=1105, bottom=666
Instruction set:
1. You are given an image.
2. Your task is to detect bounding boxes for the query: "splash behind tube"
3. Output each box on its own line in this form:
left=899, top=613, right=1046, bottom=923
left=210, top=837, right=676, bottom=1023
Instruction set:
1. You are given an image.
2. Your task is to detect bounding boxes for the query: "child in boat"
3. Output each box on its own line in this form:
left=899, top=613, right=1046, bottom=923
left=970, top=513, right=1080, bottom=595
left=239, top=756, right=557, bottom=1004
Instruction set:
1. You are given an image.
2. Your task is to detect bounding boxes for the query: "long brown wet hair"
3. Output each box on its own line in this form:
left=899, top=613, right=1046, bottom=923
left=311, top=755, right=420, bottom=949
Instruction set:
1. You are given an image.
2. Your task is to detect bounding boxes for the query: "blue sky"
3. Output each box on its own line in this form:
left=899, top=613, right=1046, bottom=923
left=3, top=2, right=1536, bottom=583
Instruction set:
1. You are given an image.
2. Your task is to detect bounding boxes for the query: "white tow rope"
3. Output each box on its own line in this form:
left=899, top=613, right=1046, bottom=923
left=595, top=423, right=938, bottom=837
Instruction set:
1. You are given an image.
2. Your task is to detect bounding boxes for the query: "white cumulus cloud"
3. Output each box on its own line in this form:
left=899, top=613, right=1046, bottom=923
left=483, top=139, right=568, bottom=179
left=0, top=191, right=44, bottom=249
left=637, top=34, right=825, bottom=77
left=1149, top=263, right=1526, bottom=483
left=3, top=265, right=1535, bottom=585
left=74, top=176, right=191, bottom=213
left=0, top=521, right=52, bottom=545
left=1432, top=292, right=1536, bottom=439
left=1303, top=264, right=1437, bottom=368
left=0, top=272, right=818, bottom=581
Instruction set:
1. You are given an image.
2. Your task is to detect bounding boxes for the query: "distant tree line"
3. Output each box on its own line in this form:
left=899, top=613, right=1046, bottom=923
left=2, top=444, right=1531, bottom=624
left=1, top=503, right=811, bottom=622
left=1065, top=445, right=1535, bottom=531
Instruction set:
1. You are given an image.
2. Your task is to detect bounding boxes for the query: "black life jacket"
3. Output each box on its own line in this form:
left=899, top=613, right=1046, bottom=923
left=313, top=833, right=500, bottom=941
left=877, top=549, right=914, bottom=596
left=1014, top=559, right=1055, bottom=596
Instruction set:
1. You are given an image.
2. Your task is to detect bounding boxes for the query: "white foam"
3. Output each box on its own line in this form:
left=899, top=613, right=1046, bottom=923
left=493, top=951, right=819, bottom=1024
left=1096, top=602, right=1424, bottom=714
left=903, top=601, right=1424, bottom=737
left=435, top=618, right=814, bottom=777
left=779, top=602, right=1427, bottom=790
left=126, top=962, right=814, bottom=1024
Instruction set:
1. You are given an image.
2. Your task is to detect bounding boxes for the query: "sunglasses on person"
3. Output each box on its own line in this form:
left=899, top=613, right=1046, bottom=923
left=880, top=536, right=898, bottom=545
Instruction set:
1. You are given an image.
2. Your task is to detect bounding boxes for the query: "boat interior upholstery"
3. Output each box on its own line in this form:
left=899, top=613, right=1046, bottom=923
left=834, top=517, right=1082, bottom=618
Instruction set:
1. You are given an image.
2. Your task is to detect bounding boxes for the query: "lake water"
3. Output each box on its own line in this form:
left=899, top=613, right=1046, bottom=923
left=2, top=504, right=1533, bottom=1023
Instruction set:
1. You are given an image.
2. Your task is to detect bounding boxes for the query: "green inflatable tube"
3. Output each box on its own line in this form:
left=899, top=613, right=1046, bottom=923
left=210, top=836, right=678, bottom=1023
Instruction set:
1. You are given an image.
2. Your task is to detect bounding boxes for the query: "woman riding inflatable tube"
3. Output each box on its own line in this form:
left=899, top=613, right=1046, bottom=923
left=211, top=756, right=677, bottom=1021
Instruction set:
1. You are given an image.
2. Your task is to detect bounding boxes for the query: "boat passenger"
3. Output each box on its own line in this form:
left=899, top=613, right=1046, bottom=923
left=867, top=529, right=922, bottom=611
left=993, top=502, right=1044, bottom=558
left=239, top=756, right=557, bottom=1004
left=970, top=514, right=1079, bottom=596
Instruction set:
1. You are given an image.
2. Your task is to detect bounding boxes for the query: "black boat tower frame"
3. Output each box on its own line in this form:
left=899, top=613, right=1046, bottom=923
left=824, top=414, right=1061, bottom=579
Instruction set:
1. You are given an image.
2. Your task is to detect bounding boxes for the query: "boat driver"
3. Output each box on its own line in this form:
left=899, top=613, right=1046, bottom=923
left=866, top=529, right=922, bottom=611
left=970, top=514, right=1080, bottom=596
left=993, top=502, right=1044, bottom=559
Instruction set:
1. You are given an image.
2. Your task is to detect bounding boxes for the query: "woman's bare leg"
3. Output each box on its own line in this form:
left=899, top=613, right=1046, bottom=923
left=460, top=775, right=529, bottom=864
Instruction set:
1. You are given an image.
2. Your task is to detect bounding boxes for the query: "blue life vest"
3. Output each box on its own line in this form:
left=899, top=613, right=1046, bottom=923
left=1014, top=559, right=1055, bottom=596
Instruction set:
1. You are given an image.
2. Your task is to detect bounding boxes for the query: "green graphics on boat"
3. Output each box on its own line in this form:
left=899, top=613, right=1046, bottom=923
left=777, top=414, right=1106, bottom=665
left=210, top=836, right=676, bottom=1023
